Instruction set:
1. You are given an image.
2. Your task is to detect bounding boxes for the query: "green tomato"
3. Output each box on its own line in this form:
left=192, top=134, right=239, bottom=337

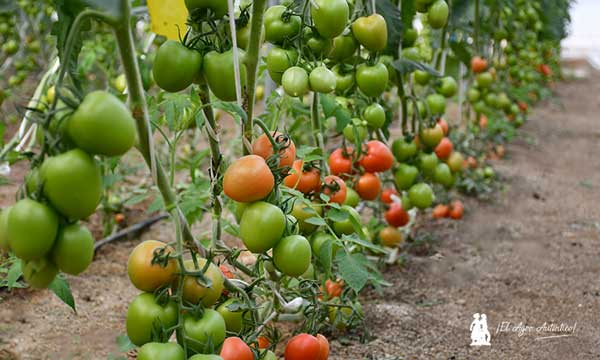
left=40, top=149, right=102, bottom=220
left=419, top=152, right=439, bottom=177
left=266, top=47, right=298, bottom=85
left=401, top=47, right=421, bottom=61
left=332, top=205, right=361, bottom=235
left=484, top=93, right=499, bottom=108
left=204, top=49, right=247, bottom=101
left=137, top=342, right=185, bottom=360
left=437, top=76, right=457, bottom=97
left=401, top=194, right=413, bottom=210
left=311, top=0, right=349, bottom=38
left=8, top=199, right=58, bottom=261
left=394, top=164, right=419, bottom=190
left=408, top=183, right=435, bottom=209
left=433, top=163, right=454, bottom=188
left=234, top=201, right=249, bottom=223
left=428, top=0, right=449, bottom=29
left=392, top=138, right=418, bottom=161
left=310, top=231, right=339, bottom=260
left=185, top=0, right=228, bottom=18
left=344, top=187, right=360, bottom=207
left=68, top=91, right=137, bottom=156
left=239, top=202, right=286, bottom=253
left=291, top=201, right=323, bottom=235
left=309, top=66, right=336, bottom=93
left=0, top=207, right=11, bottom=250
left=327, top=34, right=358, bottom=61
left=217, top=298, right=245, bottom=333
left=189, top=355, right=224, bottom=360
left=351, top=14, right=387, bottom=52
left=467, top=87, right=480, bottom=103
left=415, top=0, right=433, bottom=12
left=282, top=66, right=309, bottom=97
left=153, top=40, right=202, bottom=93
left=126, top=293, right=178, bottom=346
left=497, top=92, right=511, bottom=110
left=21, top=258, right=58, bottom=289
left=363, top=103, right=386, bottom=129
left=356, top=63, right=389, bottom=97
left=343, top=119, right=367, bottom=144
left=414, top=70, right=431, bottom=85
left=182, top=309, right=226, bottom=353
left=473, top=101, right=487, bottom=114
left=304, top=28, right=332, bottom=57
left=420, top=125, right=444, bottom=148
left=273, top=235, right=312, bottom=277
left=264, top=5, right=302, bottom=44
left=51, top=223, right=94, bottom=275
left=332, top=65, right=354, bottom=93
left=475, top=72, right=493, bottom=88
left=2, top=40, right=18, bottom=55
left=402, top=28, right=418, bottom=47
left=426, top=93, right=446, bottom=115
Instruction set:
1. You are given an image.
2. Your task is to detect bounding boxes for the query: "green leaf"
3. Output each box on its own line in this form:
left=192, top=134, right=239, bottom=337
left=391, top=58, right=441, bottom=76
left=376, top=0, right=402, bottom=55
left=319, top=239, right=333, bottom=276
left=211, top=101, right=247, bottom=125
left=400, top=0, right=416, bottom=31
left=319, top=94, right=352, bottom=132
left=341, top=234, right=386, bottom=254
left=304, top=217, right=327, bottom=226
left=116, top=334, right=136, bottom=352
left=6, top=259, right=23, bottom=288
left=335, top=251, right=369, bottom=293
left=124, top=193, right=150, bottom=206
left=449, top=38, right=472, bottom=67
left=325, top=208, right=348, bottom=223
left=49, top=275, right=76, bottom=312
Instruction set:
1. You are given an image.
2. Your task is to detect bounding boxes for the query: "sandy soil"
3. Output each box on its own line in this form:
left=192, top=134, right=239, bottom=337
left=1, top=73, right=600, bottom=360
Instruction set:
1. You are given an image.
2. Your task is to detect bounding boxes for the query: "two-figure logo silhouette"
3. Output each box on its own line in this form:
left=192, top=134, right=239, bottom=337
left=470, top=313, right=491, bottom=346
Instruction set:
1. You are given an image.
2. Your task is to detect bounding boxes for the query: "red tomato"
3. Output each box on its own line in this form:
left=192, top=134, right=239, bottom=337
left=285, top=333, right=321, bottom=360
left=258, top=335, right=270, bottom=349
left=354, top=172, right=381, bottom=200
left=325, top=279, right=343, bottom=298
left=385, top=202, right=409, bottom=227
left=518, top=101, right=528, bottom=112
left=449, top=200, right=464, bottom=220
left=432, top=204, right=450, bottom=219
left=479, top=115, right=488, bottom=129
left=329, top=147, right=354, bottom=176
left=359, top=140, right=393, bottom=173
left=283, top=159, right=321, bottom=193
left=434, top=137, right=453, bottom=160
left=323, top=175, right=347, bottom=204
left=381, top=188, right=399, bottom=204
left=221, top=337, right=254, bottom=360
left=437, top=118, right=449, bottom=135
left=471, top=56, right=488, bottom=73
left=253, top=131, right=296, bottom=168
left=316, top=334, right=330, bottom=360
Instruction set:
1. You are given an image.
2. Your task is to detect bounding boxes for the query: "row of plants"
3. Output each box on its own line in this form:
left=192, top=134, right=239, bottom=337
left=0, top=0, right=572, bottom=358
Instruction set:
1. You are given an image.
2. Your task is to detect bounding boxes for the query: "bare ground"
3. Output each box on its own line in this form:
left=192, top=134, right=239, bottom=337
left=1, top=73, right=600, bottom=360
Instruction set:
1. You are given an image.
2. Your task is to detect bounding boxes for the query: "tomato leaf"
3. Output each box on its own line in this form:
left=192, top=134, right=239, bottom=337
left=335, top=251, right=369, bottom=293
left=448, top=37, right=472, bottom=67
left=391, top=58, right=442, bottom=77
left=341, top=234, right=386, bottom=254
left=5, top=258, right=24, bottom=289
left=319, top=94, right=351, bottom=132
left=400, top=0, right=416, bottom=31
left=375, top=0, right=402, bottom=55
left=319, top=239, right=333, bottom=276
left=211, top=101, right=247, bottom=125
left=49, top=275, right=76, bottom=313
left=304, top=217, right=327, bottom=226
left=116, top=334, right=136, bottom=352
left=326, top=207, right=349, bottom=223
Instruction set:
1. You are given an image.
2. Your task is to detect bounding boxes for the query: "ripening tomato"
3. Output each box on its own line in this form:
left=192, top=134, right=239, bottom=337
left=310, top=0, right=349, bottom=38
left=51, top=223, right=94, bottom=275
left=153, top=40, right=202, bottom=92
left=394, top=164, right=419, bottom=190
left=310, top=66, right=337, bottom=93
left=285, top=333, right=321, bottom=360
left=351, top=14, right=388, bottom=51
left=311, top=231, right=340, bottom=261
left=223, top=155, right=274, bottom=202
left=137, top=342, right=185, bottom=360
left=182, top=258, right=224, bottom=307
left=128, top=240, right=178, bottom=292
left=420, top=124, right=444, bottom=148
left=408, top=183, right=434, bottom=209
left=253, top=131, right=296, bottom=168
left=21, top=258, right=58, bottom=289
left=355, top=173, right=381, bottom=201
left=282, top=66, right=310, bottom=97
left=356, top=63, right=389, bottom=97
left=434, top=137, right=453, bottom=160
left=379, top=226, right=403, bottom=247
left=359, top=140, right=394, bottom=173
left=204, top=49, right=247, bottom=102
left=432, top=204, right=450, bottom=219
left=273, top=235, right=312, bottom=277
left=343, top=120, right=367, bottom=144
left=68, top=91, right=137, bottom=156
left=284, top=160, right=321, bottom=193
left=40, top=149, right=102, bottom=220
left=182, top=310, right=226, bottom=353
left=449, top=200, right=464, bottom=220
left=221, top=337, right=254, bottom=360
left=437, top=118, right=449, bottom=135
left=428, top=0, right=449, bottom=29
left=323, top=175, right=347, bottom=204
left=446, top=151, right=465, bottom=173
left=329, top=148, right=354, bottom=176
left=385, top=202, right=409, bottom=227
left=8, top=199, right=58, bottom=261
left=239, top=201, right=286, bottom=253
left=126, top=293, right=178, bottom=346
left=264, top=5, right=302, bottom=44
left=381, top=188, right=399, bottom=204
left=392, top=138, right=418, bottom=161
left=471, top=56, right=488, bottom=73
left=267, top=47, right=299, bottom=85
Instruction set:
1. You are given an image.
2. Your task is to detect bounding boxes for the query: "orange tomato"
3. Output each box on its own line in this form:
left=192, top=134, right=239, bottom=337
left=449, top=200, right=464, bottom=220
left=432, top=204, right=450, bottom=219
left=434, top=137, right=453, bottom=160
left=221, top=337, right=254, bottom=360
left=479, top=114, right=488, bottom=129
left=325, top=279, right=344, bottom=298
left=283, top=159, right=321, bottom=193
left=379, top=226, right=403, bottom=247
left=355, top=172, right=381, bottom=200
left=381, top=187, right=399, bottom=204
left=223, top=155, right=274, bottom=202
left=127, top=240, right=178, bottom=292
left=252, top=131, right=296, bottom=167
left=471, top=56, right=488, bottom=73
